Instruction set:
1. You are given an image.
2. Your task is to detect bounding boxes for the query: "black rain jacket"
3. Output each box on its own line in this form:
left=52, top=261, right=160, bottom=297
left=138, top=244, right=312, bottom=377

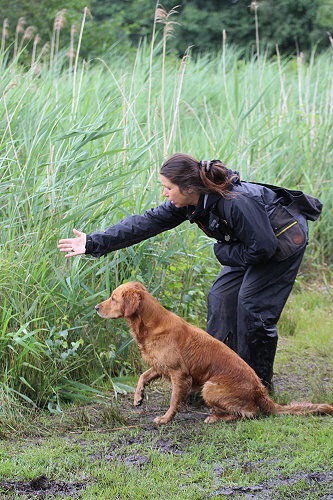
left=85, top=180, right=310, bottom=267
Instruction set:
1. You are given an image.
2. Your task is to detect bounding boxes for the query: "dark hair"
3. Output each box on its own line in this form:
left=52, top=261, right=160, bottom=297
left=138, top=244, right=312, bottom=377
left=160, top=153, right=237, bottom=197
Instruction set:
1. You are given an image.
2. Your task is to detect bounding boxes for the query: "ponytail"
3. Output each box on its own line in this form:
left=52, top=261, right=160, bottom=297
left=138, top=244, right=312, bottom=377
left=160, top=153, right=239, bottom=198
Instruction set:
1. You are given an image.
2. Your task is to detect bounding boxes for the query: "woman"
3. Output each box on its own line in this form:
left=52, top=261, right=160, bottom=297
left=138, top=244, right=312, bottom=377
left=58, top=153, right=321, bottom=389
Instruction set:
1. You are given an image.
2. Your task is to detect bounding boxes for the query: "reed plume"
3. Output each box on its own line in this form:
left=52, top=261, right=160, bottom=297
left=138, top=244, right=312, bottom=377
left=50, top=9, right=67, bottom=70
left=1, top=18, right=9, bottom=54
left=14, top=17, right=25, bottom=58
left=17, top=25, right=36, bottom=55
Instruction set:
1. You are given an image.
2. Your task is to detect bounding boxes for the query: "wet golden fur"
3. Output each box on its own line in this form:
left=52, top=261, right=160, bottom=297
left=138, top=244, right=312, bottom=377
left=96, top=282, right=333, bottom=424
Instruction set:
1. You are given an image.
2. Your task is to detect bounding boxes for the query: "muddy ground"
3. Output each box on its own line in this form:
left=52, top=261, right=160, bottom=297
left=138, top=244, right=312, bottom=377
left=1, top=348, right=333, bottom=499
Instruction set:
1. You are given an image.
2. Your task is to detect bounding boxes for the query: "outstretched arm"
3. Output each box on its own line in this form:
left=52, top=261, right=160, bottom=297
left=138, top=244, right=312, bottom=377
left=58, top=202, right=187, bottom=258
left=84, top=202, right=187, bottom=257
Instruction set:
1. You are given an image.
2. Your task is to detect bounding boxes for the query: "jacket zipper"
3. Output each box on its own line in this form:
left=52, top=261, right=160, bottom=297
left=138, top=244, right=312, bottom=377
left=275, top=221, right=298, bottom=237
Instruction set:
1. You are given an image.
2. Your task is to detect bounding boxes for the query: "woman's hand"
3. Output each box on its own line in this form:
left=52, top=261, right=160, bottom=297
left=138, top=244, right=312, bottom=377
left=58, top=229, right=87, bottom=258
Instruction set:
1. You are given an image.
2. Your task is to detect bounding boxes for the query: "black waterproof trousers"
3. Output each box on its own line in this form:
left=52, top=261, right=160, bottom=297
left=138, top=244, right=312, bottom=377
left=206, top=246, right=306, bottom=387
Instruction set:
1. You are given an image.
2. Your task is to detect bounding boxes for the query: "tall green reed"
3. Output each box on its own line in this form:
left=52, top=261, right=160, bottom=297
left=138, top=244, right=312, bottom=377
left=1, top=21, right=332, bottom=407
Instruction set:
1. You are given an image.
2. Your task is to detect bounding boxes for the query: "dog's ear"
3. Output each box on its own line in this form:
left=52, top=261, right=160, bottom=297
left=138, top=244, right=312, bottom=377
left=122, top=289, right=142, bottom=317
left=132, top=282, right=147, bottom=292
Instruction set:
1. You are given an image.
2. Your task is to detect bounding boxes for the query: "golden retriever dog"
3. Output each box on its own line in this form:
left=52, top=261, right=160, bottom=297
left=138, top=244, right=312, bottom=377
left=95, top=282, right=333, bottom=425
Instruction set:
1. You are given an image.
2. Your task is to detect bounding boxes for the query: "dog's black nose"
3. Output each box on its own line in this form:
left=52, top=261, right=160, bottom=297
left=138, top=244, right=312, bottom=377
left=95, top=305, right=100, bottom=311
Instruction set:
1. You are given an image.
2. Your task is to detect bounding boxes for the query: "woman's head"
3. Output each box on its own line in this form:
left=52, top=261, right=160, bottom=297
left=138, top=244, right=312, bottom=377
left=160, top=153, right=237, bottom=204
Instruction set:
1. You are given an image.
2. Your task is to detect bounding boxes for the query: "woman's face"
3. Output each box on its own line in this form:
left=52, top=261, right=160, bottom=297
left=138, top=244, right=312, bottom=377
left=160, top=175, right=200, bottom=208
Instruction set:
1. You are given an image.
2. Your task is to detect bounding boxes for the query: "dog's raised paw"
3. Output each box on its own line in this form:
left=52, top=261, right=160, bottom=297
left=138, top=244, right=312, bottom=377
left=133, top=397, right=143, bottom=407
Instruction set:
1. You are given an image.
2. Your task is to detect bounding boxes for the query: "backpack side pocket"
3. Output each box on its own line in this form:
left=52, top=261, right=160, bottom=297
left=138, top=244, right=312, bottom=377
left=269, top=204, right=307, bottom=261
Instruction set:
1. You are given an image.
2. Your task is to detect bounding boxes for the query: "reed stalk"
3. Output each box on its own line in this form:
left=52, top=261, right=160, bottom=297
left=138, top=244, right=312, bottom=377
left=72, top=7, right=90, bottom=117
left=68, top=24, right=77, bottom=76
left=275, top=44, right=288, bottom=116
left=166, top=46, right=191, bottom=151
left=251, top=1, right=260, bottom=61
left=147, top=1, right=159, bottom=145
left=31, top=34, right=41, bottom=68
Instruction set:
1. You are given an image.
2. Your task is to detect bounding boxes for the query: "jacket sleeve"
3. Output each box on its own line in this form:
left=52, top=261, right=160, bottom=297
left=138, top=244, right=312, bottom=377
left=85, top=202, right=187, bottom=257
left=213, top=194, right=278, bottom=266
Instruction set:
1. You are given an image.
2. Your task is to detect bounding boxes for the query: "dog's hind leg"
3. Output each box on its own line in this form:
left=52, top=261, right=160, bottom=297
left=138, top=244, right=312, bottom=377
left=134, top=367, right=161, bottom=407
left=202, top=379, right=259, bottom=423
left=154, top=371, right=192, bottom=425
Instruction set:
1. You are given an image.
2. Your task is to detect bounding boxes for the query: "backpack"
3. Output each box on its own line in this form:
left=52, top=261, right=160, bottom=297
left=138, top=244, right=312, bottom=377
left=249, top=182, right=323, bottom=221
left=213, top=182, right=323, bottom=260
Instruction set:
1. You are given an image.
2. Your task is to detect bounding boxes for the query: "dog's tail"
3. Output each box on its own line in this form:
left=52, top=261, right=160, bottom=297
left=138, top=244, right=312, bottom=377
left=257, top=390, right=333, bottom=416
left=273, top=401, right=333, bottom=416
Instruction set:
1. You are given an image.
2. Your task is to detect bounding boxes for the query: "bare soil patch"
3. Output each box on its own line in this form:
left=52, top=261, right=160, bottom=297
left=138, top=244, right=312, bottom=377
left=0, top=475, right=88, bottom=498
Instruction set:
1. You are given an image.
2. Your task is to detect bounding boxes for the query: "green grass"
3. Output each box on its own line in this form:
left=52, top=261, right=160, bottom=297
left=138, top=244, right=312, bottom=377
left=1, top=40, right=333, bottom=406
left=0, top=404, right=332, bottom=499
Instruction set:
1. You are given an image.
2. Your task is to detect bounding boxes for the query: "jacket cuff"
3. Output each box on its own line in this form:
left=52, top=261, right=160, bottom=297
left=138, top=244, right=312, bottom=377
left=85, top=234, right=94, bottom=255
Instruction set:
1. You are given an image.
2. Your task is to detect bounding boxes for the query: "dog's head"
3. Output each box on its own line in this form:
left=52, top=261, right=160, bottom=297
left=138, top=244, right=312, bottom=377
left=95, top=281, right=146, bottom=319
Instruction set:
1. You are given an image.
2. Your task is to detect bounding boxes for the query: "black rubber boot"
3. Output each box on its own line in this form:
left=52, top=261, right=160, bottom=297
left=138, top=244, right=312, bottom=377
left=247, top=325, right=278, bottom=391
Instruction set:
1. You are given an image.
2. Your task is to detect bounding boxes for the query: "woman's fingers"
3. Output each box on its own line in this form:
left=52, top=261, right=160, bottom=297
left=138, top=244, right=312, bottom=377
left=58, top=239, right=73, bottom=245
left=58, top=242, right=78, bottom=258
left=57, top=240, right=77, bottom=248
left=64, top=250, right=80, bottom=258
left=58, top=246, right=83, bottom=258
left=73, top=228, right=84, bottom=237
left=57, top=228, right=87, bottom=258
left=58, top=244, right=73, bottom=251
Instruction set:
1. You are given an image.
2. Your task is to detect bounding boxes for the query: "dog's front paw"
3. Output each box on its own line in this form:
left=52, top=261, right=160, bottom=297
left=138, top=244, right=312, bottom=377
left=153, top=415, right=172, bottom=425
left=133, top=394, right=143, bottom=407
